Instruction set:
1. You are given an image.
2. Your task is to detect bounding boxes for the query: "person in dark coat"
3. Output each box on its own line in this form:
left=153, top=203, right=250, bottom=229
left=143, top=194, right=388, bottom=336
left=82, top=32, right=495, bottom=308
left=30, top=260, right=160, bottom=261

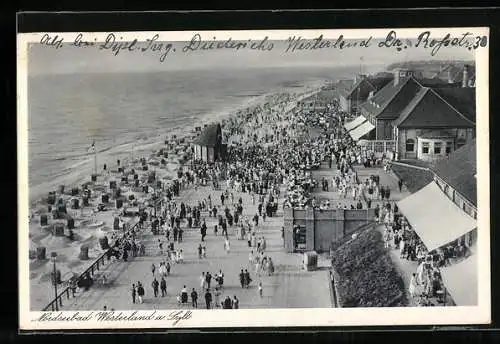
left=243, top=269, right=251, bottom=288
left=200, top=221, right=207, bottom=241
left=223, top=296, right=233, bottom=309
left=152, top=278, right=159, bottom=297
left=206, top=272, right=212, bottom=289
left=191, top=288, right=198, bottom=308
left=137, top=283, right=145, bottom=304
left=131, top=283, right=136, bottom=304
left=205, top=289, right=212, bottom=309
left=398, top=179, right=403, bottom=192
left=160, top=277, right=167, bottom=297
left=239, top=269, right=245, bottom=288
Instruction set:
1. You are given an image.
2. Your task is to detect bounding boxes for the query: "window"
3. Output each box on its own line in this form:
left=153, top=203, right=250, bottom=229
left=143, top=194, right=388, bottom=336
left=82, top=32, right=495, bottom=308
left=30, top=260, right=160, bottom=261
left=446, top=141, right=453, bottom=154
left=422, top=142, right=430, bottom=154
left=434, top=141, right=442, bottom=154
left=405, top=139, right=415, bottom=152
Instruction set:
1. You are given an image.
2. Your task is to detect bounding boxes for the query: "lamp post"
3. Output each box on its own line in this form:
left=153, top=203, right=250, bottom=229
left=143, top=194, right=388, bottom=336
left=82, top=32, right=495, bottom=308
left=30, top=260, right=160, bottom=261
left=50, top=252, right=58, bottom=311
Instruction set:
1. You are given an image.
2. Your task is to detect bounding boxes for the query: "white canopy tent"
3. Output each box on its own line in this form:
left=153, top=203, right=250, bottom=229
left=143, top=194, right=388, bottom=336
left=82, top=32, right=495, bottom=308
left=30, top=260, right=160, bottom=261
left=343, top=115, right=367, bottom=131
left=349, top=121, right=375, bottom=141
left=397, top=182, right=477, bottom=252
left=440, top=255, right=477, bottom=306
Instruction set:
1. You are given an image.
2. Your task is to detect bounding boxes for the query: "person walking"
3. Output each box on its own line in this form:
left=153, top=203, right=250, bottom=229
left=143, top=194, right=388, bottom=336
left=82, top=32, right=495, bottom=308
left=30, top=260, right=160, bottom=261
left=232, top=296, right=239, bottom=309
left=152, top=278, right=159, bottom=297
left=137, top=282, right=145, bottom=304
left=160, top=277, right=167, bottom=297
left=244, top=269, right=251, bottom=288
left=398, top=179, right=403, bottom=192
left=191, top=288, right=198, bottom=308
left=239, top=269, right=245, bottom=288
left=131, top=283, right=136, bottom=304
left=200, top=272, right=206, bottom=290
left=206, top=272, right=212, bottom=289
left=151, top=263, right=156, bottom=277
left=198, top=244, right=203, bottom=259
left=214, top=287, right=222, bottom=308
left=201, top=220, right=207, bottom=242
left=223, top=296, right=233, bottom=309
left=258, top=282, right=263, bottom=298
left=205, top=289, right=212, bottom=309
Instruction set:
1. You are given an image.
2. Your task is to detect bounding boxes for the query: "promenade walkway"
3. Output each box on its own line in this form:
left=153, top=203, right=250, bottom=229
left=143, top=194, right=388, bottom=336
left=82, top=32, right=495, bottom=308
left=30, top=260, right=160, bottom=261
left=63, top=183, right=333, bottom=310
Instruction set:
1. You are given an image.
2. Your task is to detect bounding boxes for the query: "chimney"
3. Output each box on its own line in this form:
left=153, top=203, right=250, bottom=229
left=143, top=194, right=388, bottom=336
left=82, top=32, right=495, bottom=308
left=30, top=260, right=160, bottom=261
left=462, top=65, right=469, bottom=88
left=447, top=69, right=454, bottom=84
left=393, top=70, right=400, bottom=86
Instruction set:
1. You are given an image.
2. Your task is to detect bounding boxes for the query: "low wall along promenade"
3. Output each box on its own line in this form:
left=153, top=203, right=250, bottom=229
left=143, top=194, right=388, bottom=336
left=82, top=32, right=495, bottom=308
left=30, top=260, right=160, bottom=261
left=283, top=207, right=376, bottom=253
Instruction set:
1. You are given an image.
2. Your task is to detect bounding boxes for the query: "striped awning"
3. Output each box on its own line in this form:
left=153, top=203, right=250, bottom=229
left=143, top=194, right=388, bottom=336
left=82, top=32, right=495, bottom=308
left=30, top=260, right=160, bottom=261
left=344, top=115, right=367, bottom=131
left=349, top=121, right=375, bottom=141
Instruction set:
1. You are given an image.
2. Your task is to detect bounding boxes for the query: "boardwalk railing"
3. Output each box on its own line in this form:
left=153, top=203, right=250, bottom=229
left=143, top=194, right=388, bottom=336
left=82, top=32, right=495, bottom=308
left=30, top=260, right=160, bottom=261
left=41, top=220, right=142, bottom=312
left=41, top=249, right=111, bottom=311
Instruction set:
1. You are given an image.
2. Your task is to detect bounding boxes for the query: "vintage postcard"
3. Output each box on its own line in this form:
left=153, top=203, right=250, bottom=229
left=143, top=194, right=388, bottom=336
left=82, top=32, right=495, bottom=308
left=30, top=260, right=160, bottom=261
left=17, top=27, right=490, bottom=330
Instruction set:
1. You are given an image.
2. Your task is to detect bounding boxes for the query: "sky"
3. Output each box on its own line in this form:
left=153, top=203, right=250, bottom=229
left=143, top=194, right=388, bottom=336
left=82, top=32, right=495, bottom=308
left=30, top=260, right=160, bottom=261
left=27, top=36, right=475, bottom=76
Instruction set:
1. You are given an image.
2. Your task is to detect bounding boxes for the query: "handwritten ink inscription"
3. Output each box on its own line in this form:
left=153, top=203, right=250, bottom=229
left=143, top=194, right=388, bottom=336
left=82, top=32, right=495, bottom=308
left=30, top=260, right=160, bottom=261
left=38, top=31, right=489, bottom=61
left=32, top=310, right=193, bottom=326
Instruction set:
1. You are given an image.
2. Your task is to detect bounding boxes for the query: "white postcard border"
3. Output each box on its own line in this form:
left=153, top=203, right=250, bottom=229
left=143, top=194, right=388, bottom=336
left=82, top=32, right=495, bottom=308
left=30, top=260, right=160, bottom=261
left=17, top=27, right=491, bottom=330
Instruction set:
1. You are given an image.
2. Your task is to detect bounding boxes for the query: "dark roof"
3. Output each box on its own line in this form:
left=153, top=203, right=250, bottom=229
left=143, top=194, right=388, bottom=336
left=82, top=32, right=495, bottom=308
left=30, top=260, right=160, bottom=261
left=433, top=64, right=476, bottom=84
left=336, top=79, right=354, bottom=98
left=337, top=76, right=392, bottom=100
left=360, top=77, right=422, bottom=120
left=393, top=88, right=475, bottom=128
left=432, top=87, right=476, bottom=123
left=193, top=123, right=222, bottom=147
left=432, top=139, right=477, bottom=206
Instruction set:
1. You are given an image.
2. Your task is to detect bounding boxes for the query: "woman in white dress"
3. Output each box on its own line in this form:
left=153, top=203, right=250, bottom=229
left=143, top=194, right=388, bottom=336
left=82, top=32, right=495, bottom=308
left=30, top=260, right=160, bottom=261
left=409, top=273, right=417, bottom=298
left=200, top=272, right=206, bottom=290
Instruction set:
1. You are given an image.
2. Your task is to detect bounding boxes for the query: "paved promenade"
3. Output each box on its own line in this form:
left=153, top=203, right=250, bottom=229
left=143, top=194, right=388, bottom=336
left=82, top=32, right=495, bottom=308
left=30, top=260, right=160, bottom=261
left=63, top=183, right=333, bottom=310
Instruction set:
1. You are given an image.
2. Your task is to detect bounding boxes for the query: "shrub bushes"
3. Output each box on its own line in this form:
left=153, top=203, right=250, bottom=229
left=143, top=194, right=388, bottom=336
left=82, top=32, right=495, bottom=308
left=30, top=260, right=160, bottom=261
left=331, top=229, right=407, bottom=307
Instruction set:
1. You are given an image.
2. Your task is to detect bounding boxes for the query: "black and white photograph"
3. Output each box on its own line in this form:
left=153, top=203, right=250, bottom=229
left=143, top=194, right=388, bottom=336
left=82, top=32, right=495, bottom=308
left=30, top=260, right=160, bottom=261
left=17, top=27, right=490, bottom=329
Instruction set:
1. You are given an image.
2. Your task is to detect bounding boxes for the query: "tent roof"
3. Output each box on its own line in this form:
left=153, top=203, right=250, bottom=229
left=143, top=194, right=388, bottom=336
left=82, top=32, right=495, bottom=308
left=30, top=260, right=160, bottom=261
left=397, top=182, right=477, bottom=252
left=440, top=254, right=478, bottom=306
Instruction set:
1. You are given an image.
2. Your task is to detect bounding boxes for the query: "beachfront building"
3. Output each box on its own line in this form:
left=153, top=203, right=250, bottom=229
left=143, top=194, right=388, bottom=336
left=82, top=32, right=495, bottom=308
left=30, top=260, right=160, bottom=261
left=336, top=74, right=392, bottom=116
left=357, top=66, right=475, bottom=162
left=396, top=140, right=477, bottom=305
left=193, top=123, right=224, bottom=163
left=393, top=86, right=475, bottom=162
